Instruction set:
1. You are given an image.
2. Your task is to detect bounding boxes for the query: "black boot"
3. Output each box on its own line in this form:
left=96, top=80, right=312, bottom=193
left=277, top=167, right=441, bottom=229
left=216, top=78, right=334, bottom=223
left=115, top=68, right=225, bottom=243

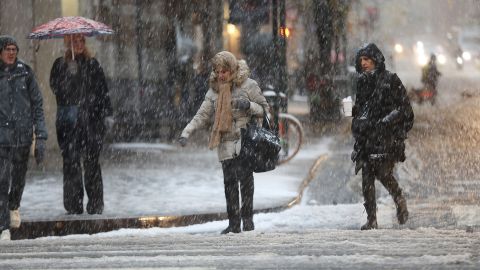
left=66, top=208, right=83, bottom=215
left=221, top=223, right=241, bottom=234
left=221, top=193, right=241, bottom=234
left=242, top=218, right=254, bottom=231
left=361, top=216, right=378, bottom=230
left=86, top=200, right=103, bottom=215
left=395, top=195, right=409, bottom=225
left=361, top=203, right=378, bottom=230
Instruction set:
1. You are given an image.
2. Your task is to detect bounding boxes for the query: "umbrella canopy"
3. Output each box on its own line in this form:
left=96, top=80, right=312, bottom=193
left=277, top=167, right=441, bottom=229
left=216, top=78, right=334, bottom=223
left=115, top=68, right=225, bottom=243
left=28, top=16, right=113, bottom=40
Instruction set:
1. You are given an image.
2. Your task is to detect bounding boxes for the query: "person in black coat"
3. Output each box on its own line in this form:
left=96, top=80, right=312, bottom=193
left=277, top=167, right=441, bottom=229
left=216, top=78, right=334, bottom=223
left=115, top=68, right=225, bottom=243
left=0, top=35, right=48, bottom=240
left=351, top=43, right=414, bottom=230
left=421, top=54, right=441, bottom=104
left=50, top=34, right=113, bottom=215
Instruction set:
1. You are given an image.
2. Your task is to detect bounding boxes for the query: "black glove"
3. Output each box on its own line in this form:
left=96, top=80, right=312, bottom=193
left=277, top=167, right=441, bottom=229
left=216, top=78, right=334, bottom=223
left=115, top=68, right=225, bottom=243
left=34, top=139, right=46, bottom=165
left=232, top=99, right=250, bottom=111
left=376, top=116, right=393, bottom=132
left=178, top=137, right=188, bottom=147
left=380, top=110, right=401, bottom=126
left=352, top=117, right=369, bottom=136
left=376, top=119, right=388, bottom=131
left=351, top=150, right=358, bottom=162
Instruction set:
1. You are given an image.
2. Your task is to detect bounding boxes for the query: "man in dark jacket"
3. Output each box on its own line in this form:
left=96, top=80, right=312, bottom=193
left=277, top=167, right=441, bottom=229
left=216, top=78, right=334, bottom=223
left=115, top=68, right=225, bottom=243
left=351, top=43, right=414, bottom=230
left=0, top=35, right=48, bottom=240
left=50, top=34, right=113, bottom=215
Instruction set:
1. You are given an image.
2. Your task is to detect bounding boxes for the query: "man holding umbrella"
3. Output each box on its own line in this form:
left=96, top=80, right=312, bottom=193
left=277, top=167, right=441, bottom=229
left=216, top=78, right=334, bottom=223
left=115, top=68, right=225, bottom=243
left=0, top=35, right=48, bottom=240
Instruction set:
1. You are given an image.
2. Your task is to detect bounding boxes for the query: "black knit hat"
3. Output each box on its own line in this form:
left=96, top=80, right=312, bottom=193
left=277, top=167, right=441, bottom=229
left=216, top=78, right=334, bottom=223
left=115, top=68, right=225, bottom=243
left=0, top=35, right=19, bottom=53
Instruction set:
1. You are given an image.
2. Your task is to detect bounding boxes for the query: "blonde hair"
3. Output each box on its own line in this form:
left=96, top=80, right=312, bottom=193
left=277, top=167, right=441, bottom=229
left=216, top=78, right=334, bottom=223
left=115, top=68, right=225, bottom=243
left=209, top=51, right=238, bottom=84
left=211, top=51, right=238, bottom=73
left=63, top=34, right=92, bottom=60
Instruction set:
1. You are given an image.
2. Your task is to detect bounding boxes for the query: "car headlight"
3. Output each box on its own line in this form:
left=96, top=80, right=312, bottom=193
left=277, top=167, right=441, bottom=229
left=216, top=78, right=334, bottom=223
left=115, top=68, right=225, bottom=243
left=417, top=54, right=428, bottom=66
left=437, top=54, right=447, bottom=65
left=457, top=56, right=463, bottom=64
left=394, top=43, right=403, bottom=54
left=462, top=51, right=472, bottom=61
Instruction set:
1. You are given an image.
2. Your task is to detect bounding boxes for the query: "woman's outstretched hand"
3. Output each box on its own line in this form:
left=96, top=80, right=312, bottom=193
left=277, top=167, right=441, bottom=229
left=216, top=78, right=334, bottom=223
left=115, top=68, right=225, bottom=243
left=178, top=137, right=188, bottom=147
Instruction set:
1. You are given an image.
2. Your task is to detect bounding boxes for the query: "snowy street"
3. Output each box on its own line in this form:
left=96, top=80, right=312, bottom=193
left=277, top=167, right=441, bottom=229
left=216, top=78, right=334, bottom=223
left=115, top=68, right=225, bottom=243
left=1, top=228, right=479, bottom=269
left=1, top=66, right=480, bottom=269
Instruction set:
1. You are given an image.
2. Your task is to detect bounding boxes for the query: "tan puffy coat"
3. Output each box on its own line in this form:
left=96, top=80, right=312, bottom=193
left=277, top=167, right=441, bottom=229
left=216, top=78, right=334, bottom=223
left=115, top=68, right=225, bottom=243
left=181, top=60, right=269, bottom=161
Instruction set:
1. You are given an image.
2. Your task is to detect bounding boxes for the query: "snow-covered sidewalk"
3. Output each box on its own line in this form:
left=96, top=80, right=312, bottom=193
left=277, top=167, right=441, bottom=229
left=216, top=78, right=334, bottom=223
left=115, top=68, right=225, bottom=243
left=19, top=137, right=332, bottom=221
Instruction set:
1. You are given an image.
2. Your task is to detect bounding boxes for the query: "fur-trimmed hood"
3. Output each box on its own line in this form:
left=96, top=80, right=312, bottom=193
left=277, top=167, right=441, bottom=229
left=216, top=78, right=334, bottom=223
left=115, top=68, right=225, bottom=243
left=209, top=52, right=250, bottom=92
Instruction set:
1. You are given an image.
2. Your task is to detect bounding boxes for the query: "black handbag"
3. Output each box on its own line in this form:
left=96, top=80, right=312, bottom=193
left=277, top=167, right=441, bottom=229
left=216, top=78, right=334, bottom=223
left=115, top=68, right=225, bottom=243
left=241, top=112, right=281, bottom=173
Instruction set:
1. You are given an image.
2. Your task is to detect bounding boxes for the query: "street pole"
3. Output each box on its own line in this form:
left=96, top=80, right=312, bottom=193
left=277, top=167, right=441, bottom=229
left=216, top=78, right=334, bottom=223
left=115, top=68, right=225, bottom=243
left=135, top=0, right=144, bottom=90
left=279, top=0, right=287, bottom=113
left=30, top=0, right=37, bottom=72
left=272, top=0, right=280, bottom=134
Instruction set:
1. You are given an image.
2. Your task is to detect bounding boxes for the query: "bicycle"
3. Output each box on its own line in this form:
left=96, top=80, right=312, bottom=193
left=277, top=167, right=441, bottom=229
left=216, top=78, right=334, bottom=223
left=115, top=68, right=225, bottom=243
left=263, top=89, right=304, bottom=164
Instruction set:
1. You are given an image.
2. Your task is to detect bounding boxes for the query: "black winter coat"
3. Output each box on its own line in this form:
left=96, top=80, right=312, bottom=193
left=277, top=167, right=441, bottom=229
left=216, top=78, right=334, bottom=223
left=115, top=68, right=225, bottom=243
left=352, top=44, right=414, bottom=164
left=0, top=60, right=48, bottom=146
left=50, top=55, right=113, bottom=128
left=421, top=62, right=441, bottom=90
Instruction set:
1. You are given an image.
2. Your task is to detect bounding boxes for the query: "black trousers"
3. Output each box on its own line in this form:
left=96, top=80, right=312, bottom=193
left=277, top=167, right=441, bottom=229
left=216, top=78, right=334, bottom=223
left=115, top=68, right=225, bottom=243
left=0, top=146, right=30, bottom=231
left=57, top=121, right=104, bottom=214
left=361, top=159, right=403, bottom=211
left=221, top=155, right=254, bottom=227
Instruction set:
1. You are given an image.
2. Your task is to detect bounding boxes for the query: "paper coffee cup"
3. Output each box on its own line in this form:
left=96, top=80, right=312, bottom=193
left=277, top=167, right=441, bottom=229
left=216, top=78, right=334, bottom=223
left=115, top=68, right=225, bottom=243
left=342, top=96, right=352, bottom=117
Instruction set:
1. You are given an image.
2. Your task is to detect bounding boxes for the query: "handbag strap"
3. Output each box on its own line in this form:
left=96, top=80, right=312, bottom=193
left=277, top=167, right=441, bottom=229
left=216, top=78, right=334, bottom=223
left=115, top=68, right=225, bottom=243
left=247, top=107, right=273, bottom=131
left=262, top=110, right=273, bottom=131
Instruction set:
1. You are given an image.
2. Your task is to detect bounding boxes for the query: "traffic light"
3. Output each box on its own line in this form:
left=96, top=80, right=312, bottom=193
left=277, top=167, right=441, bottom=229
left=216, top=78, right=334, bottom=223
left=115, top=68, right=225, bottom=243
left=279, top=26, right=290, bottom=38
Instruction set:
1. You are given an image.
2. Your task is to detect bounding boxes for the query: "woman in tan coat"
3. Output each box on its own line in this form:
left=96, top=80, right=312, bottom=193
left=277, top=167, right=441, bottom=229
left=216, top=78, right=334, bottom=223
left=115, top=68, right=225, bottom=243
left=179, top=51, right=269, bottom=234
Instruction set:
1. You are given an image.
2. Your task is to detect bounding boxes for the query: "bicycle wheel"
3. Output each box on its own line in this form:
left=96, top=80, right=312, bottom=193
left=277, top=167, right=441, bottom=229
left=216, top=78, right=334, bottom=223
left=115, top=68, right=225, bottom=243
left=277, top=113, right=303, bottom=164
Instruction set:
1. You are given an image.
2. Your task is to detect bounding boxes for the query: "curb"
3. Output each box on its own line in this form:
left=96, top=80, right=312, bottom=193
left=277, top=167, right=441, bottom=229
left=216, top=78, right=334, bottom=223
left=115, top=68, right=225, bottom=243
left=11, top=154, right=328, bottom=240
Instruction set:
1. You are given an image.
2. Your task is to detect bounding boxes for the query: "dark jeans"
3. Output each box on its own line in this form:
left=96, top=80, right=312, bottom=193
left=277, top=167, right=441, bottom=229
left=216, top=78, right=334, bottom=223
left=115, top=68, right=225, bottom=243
left=57, top=114, right=104, bottom=214
left=221, top=155, right=254, bottom=227
left=0, top=146, right=30, bottom=231
left=361, top=159, right=403, bottom=210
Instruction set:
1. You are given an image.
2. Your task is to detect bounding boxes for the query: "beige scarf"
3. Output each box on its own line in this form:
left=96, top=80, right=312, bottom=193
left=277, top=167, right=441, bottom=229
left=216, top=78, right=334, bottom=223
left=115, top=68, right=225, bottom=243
left=208, top=82, right=233, bottom=149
